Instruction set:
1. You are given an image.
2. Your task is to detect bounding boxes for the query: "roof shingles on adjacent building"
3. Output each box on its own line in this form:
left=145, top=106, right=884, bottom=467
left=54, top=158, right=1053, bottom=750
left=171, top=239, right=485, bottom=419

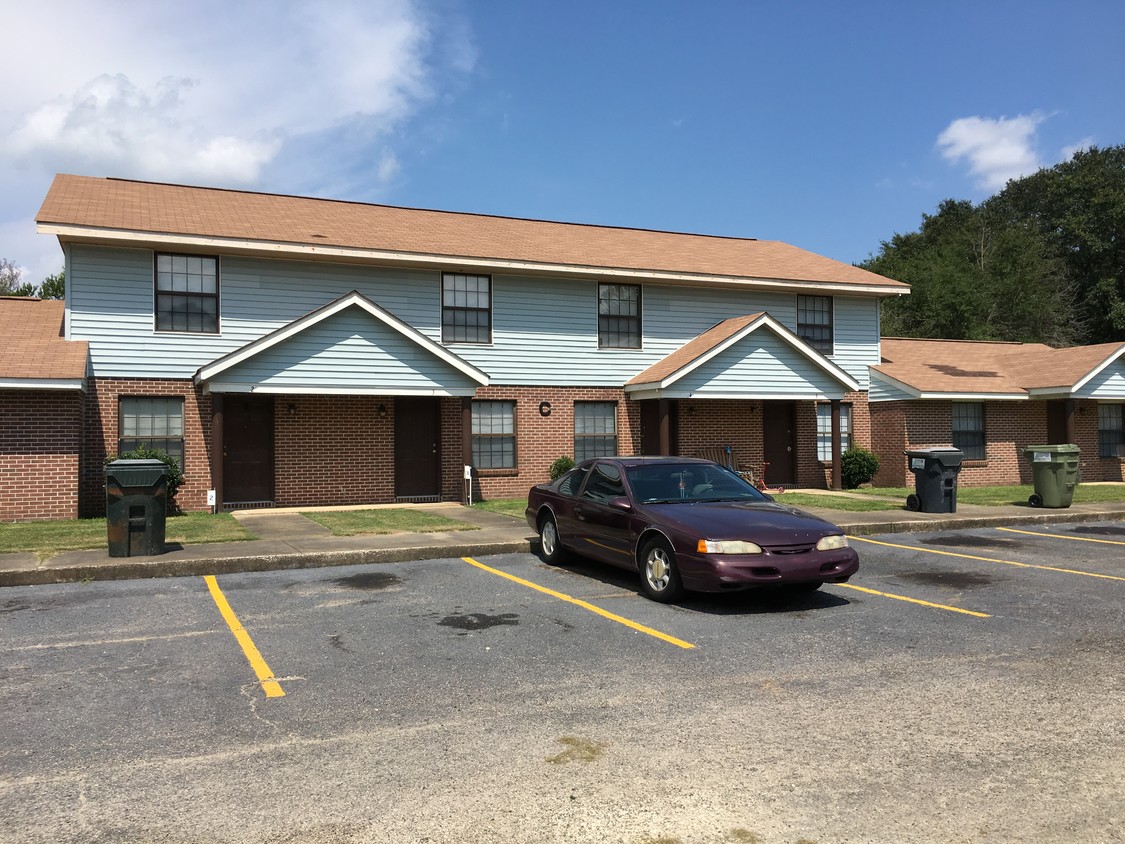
left=874, top=337, right=1125, bottom=398
left=37, top=174, right=909, bottom=294
left=0, top=298, right=88, bottom=386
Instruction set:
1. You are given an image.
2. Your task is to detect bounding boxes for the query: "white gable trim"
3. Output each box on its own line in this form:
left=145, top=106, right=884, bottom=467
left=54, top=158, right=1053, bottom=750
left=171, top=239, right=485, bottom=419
left=625, top=312, right=860, bottom=394
left=194, top=290, right=489, bottom=388
left=1071, top=344, right=1125, bottom=394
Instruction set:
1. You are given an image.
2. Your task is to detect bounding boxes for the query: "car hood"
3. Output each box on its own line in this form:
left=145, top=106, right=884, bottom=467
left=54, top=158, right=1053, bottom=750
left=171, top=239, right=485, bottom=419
left=642, top=500, right=845, bottom=543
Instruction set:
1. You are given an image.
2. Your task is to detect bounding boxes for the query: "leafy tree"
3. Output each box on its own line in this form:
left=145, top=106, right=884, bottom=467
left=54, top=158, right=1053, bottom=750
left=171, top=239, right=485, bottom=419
left=38, top=270, right=65, bottom=300
left=0, top=258, right=36, bottom=297
left=987, top=145, right=1125, bottom=342
left=864, top=200, right=1078, bottom=345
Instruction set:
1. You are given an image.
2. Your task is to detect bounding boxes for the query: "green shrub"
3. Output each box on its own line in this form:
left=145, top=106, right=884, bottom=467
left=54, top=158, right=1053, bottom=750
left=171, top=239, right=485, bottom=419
left=841, top=446, right=880, bottom=489
left=104, top=447, right=185, bottom=504
left=549, top=456, right=575, bottom=480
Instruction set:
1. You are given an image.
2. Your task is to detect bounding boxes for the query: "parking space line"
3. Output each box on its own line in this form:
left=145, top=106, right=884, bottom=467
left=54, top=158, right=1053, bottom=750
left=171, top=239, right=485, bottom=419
left=832, top=583, right=990, bottom=617
left=851, top=536, right=1125, bottom=582
left=997, top=526, right=1125, bottom=546
left=204, top=575, right=286, bottom=698
left=461, top=557, right=695, bottom=650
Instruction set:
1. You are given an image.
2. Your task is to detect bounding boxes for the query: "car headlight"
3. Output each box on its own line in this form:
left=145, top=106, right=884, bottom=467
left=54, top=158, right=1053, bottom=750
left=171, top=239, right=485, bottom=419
left=697, top=539, right=763, bottom=554
left=816, top=534, right=849, bottom=551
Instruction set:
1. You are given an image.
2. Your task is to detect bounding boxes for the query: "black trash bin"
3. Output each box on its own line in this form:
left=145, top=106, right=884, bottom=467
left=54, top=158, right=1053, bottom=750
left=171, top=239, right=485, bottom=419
left=904, top=448, right=965, bottom=513
left=105, top=459, right=168, bottom=557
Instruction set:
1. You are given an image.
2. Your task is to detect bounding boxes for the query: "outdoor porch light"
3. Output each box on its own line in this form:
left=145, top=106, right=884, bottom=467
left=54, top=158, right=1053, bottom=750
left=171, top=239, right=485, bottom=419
left=377, top=403, right=388, bottom=418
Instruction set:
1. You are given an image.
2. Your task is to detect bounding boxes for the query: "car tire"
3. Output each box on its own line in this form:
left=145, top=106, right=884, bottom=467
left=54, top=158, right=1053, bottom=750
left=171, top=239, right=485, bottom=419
left=639, top=537, right=684, bottom=603
left=538, top=513, right=568, bottom=564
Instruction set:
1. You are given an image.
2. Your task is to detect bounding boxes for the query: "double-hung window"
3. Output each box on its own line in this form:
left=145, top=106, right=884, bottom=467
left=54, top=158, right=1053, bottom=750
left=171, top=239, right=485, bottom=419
left=796, top=295, right=833, bottom=354
left=1099, top=404, right=1124, bottom=458
left=155, top=253, right=219, bottom=333
left=598, top=283, right=641, bottom=348
left=816, top=404, right=851, bottom=461
left=472, top=400, right=515, bottom=469
left=119, top=397, right=185, bottom=466
left=952, top=402, right=986, bottom=460
left=442, top=273, right=491, bottom=343
left=574, top=402, right=618, bottom=461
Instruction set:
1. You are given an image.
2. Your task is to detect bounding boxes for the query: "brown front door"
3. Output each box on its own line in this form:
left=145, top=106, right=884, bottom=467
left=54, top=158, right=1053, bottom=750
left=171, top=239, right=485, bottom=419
left=640, top=399, right=679, bottom=455
left=395, top=397, right=440, bottom=498
left=762, top=402, right=796, bottom=486
left=1046, top=399, right=1070, bottom=444
left=223, top=396, right=275, bottom=504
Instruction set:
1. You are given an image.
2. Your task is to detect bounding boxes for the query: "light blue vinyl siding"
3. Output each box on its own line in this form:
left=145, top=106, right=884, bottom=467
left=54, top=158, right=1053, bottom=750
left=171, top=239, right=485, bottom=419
left=212, top=310, right=480, bottom=393
left=673, top=332, right=845, bottom=398
left=69, top=245, right=885, bottom=389
left=1075, top=359, right=1125, bottom=399
left=868, top=374, right=917, bottom=402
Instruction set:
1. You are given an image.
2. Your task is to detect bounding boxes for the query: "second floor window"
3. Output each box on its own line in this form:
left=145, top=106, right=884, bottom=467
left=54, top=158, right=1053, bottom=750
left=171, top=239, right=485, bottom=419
left=952, top=402, right=986, bottom=460
left=796, top=295, right=833, bottom=354
left=442, top=273, right=491, bottom=343
left=598, top=283, right=641, bottom=348
left=156, top=254, right=218, bottom=333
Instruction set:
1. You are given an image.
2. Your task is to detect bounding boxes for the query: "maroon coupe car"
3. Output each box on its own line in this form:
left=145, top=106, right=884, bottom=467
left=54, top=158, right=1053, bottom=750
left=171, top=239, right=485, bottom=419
left=525, top=456, right=859, bottom=602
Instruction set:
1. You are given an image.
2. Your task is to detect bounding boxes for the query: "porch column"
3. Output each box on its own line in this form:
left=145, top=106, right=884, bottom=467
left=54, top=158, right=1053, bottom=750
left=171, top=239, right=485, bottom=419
left=1065, top=398, right=1078, bottom=444
left=830, top=399, right=842, bottom=491
left=461, top=397, right=473, bottom=505
left=211, top=393, right=224, bottom=513
left=658, top=399, right=672, bottom=456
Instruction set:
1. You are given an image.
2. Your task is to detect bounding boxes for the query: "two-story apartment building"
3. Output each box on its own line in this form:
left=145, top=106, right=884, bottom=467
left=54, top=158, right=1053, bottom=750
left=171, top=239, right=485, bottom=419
left=19, top=173, right=911, bottom=520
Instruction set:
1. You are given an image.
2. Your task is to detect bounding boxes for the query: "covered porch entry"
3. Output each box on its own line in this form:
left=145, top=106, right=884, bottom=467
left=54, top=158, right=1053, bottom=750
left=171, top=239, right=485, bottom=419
left=627, top=313, right=859, bottom=488
left=194, top=291, right=488, bottom=510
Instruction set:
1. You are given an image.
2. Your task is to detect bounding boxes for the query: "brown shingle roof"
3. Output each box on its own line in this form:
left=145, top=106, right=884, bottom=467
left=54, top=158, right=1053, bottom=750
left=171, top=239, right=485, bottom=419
left=874, top=338, right=1125, bottom=395
left=37, top=174, right=908, bottom=292
left=0, top=297, right=88, bottom=383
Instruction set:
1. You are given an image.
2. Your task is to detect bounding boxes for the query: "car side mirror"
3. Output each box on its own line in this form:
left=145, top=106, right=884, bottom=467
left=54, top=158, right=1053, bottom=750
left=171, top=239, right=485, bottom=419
left=608, top=496, right=633, bottom=512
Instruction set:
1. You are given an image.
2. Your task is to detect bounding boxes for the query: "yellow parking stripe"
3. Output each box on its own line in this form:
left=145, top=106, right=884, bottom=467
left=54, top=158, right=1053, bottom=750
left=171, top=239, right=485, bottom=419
left=997, top=526, right=1125, bottom=546
left=204, top=575, right=285, bottom=698
left=461, top=557, right=695, bottom=650
left=851, top=536, right=1125, bottom=582
left=833, top=583, right=990, bottom=617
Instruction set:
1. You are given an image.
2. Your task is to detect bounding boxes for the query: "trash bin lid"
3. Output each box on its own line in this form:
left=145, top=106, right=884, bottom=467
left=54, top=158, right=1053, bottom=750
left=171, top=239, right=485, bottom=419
left=904, top=448, right=964, bottom=468
left=1022, top=444, right=1080, bottom=462
left=105, top=458, right=168, bottom=487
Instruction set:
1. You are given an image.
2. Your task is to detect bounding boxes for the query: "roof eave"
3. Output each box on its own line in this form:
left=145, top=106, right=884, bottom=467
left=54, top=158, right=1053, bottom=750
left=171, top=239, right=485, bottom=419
left=39, top=223, right=910, bottom=297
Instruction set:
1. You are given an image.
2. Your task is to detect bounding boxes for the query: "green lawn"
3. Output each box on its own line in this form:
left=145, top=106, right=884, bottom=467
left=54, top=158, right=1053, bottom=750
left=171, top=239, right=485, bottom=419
left=300, top=508, right=480, bottom=536
left=472, top=498, right=527, bottom=518
left=771, top=492, right=903, bottom=511
left=849, top=483, right=1125, bottom=506
left=0, top=512, right=254, bottom=556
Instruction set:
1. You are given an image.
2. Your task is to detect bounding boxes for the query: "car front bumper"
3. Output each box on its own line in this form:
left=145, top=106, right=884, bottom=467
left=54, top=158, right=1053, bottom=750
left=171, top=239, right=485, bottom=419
left=677, top=547, right=860, bottom=592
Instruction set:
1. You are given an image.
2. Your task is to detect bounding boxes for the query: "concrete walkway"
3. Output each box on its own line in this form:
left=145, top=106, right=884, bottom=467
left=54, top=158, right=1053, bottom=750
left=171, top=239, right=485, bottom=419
left=3, top=494, right=1124, bottom=587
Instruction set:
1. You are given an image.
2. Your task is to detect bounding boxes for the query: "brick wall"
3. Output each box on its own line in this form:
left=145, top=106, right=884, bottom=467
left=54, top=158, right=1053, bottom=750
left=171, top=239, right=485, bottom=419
left=82, top=378, right=212, bottom=517
left=0, top=390, right=84, bottom=521
left=869, top=397, right=1125, bottom=487
left=470, top=385, right=641, bottom=500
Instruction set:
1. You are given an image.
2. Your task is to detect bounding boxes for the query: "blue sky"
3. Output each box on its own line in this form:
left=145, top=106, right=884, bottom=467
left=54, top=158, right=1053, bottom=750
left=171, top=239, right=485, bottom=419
left=2, top=0, right=1124, bottom=286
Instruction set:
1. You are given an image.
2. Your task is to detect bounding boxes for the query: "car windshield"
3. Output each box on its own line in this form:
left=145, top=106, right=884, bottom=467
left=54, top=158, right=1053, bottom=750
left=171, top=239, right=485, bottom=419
left=625, top=463, right=770, bottom=504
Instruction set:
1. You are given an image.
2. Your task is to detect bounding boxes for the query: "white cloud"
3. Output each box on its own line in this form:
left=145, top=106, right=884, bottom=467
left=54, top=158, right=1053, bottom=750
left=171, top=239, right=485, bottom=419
left=936, top=114, right=1046, bottom=191
left=0, top=0, right=475, bottom=282
left=1061, top=136, right=1095, bottom=162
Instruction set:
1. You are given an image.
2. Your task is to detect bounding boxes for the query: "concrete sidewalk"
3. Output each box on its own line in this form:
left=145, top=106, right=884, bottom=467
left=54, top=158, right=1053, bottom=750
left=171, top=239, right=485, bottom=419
left=3, top=495, right=1125, bottom=587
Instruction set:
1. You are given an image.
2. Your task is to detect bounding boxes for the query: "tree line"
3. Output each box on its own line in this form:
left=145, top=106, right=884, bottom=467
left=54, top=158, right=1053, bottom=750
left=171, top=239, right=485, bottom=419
left=862, top=144, right=1125, bottom=346
left=0, top=258, right=64, bottom=299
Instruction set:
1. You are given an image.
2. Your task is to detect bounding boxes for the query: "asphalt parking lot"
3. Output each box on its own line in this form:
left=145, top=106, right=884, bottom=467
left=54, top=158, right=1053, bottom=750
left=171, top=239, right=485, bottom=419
left=2, top=521, right=1123, bottom=843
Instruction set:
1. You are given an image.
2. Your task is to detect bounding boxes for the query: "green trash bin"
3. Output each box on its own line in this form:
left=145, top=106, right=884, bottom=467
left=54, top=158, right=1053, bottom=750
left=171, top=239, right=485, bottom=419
left=1021, top=444, right=1080, bottom=508
left=105, top=459, right=168, bottom=556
